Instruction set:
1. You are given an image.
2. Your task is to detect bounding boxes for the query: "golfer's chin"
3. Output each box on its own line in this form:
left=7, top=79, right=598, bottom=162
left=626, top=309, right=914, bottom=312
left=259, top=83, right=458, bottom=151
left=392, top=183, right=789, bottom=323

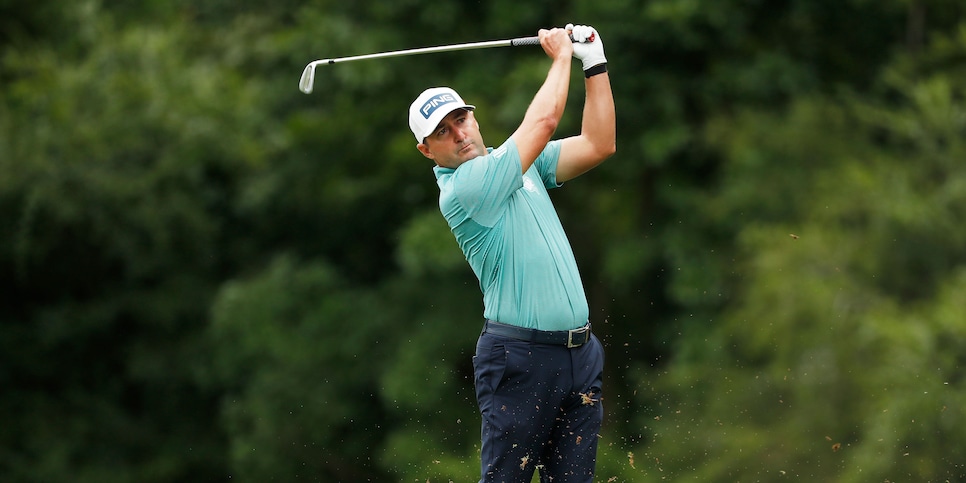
left=441, top=145, right=484, bottom=169
left=458, top=144, right=483, bottom=161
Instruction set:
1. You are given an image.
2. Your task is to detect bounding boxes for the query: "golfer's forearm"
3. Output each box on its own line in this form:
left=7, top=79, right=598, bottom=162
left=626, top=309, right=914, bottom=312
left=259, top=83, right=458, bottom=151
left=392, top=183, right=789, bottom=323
left=529, top=56, right=572, bottom=126
left=580, top=72, right=616, bottom=158
left=513, top=55, right=572, bottom=169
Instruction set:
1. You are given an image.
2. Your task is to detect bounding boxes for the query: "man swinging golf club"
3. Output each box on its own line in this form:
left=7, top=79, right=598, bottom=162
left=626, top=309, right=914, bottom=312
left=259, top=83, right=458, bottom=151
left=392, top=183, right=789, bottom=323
left=408, top=24, right=615, bottom=482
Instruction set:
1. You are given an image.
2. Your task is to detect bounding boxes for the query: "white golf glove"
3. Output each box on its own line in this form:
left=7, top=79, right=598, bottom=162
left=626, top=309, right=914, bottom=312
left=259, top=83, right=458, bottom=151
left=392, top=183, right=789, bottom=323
left=566, top=24, right=606, bottom=74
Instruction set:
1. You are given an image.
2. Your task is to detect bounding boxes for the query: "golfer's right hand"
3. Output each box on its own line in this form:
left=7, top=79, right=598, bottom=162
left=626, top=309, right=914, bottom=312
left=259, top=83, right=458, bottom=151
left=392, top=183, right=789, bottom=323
left=538, top=28, right=574, bottom=61
left=567, top=24, right=607, bottom=72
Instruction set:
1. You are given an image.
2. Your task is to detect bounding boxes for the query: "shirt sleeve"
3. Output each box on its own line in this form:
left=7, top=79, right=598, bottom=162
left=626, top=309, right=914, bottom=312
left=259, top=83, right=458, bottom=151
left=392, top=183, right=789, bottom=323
left=532, top=139, right=563, bottom=189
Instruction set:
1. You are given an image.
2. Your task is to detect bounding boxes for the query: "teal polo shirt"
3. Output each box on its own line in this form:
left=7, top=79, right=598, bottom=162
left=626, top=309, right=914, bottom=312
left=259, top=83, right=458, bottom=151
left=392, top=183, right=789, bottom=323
left=433, top=139, right=589, bottom=331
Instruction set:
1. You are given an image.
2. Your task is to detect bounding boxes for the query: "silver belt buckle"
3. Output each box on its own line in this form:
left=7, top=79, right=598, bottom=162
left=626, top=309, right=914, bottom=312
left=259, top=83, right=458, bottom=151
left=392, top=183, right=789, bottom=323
left=566, top=325, right=590, bottom=348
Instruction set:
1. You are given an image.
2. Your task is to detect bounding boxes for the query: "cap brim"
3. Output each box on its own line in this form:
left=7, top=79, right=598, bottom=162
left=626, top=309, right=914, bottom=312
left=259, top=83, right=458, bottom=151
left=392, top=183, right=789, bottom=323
left=419, top=104, right=476, bottom=141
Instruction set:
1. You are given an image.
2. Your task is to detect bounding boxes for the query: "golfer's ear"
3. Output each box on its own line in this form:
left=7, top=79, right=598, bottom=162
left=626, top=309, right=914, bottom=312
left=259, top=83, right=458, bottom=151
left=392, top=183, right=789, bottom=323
left=417, top=143, right=434, bottom=160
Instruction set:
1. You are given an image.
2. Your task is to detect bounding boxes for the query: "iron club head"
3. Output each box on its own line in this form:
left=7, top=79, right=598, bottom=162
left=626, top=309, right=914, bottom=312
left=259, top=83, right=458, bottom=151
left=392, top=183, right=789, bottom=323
left=299, top=62, right=317, bottom=94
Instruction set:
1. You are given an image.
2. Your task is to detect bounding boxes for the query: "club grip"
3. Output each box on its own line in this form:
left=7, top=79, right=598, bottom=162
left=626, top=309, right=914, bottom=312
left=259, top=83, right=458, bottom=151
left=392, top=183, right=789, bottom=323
left=510, top=34, right=580, bottom=47
left=510, top=36, right=541, bottom=46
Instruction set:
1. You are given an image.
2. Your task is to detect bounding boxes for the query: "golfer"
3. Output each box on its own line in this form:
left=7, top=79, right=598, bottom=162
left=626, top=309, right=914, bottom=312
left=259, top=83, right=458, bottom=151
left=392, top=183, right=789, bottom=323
left=408, top=24, right=615, bottom=482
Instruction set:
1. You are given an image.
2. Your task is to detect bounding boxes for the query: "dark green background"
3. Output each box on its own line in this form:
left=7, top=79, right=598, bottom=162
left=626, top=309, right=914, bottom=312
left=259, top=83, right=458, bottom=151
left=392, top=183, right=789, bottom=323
left=2, top=1, right=965, bottom=481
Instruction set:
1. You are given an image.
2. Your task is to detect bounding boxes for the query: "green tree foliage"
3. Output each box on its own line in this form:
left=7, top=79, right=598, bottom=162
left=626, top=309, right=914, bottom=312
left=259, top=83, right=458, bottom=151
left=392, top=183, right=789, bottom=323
left=207, top=256, right=397, bottom=481
left=2, top=0, right=965, bottom=482
left=635, top=29, right=966, bottom=482
left=0, top=8, right=267, bottom=482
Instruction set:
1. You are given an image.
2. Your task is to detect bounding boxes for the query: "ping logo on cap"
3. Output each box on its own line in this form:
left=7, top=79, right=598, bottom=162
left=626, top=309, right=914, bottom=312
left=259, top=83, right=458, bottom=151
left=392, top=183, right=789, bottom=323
left=420, top=94, right=458, bottom=119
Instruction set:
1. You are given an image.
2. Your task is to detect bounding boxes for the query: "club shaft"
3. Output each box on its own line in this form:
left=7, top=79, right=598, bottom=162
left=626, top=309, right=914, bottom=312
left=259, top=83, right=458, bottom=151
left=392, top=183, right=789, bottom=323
left=300, top=36, right=541, bottom=93
left=311, top=37, right=539, bottom=66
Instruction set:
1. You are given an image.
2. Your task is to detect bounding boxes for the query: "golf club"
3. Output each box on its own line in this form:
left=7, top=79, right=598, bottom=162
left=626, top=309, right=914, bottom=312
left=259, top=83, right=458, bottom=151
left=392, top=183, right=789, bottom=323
left=299, top=36, right=553, bottom=94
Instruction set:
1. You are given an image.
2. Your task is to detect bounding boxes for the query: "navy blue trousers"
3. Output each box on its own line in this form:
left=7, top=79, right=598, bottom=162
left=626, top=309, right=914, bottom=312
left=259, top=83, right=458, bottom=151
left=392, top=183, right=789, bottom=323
left=473, top=330, right=605, bottom=482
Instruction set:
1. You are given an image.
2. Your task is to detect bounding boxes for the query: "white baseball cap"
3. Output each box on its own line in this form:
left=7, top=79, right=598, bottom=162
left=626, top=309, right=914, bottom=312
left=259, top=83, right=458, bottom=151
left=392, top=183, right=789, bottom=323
left=408, top=87, right=475, bottom=142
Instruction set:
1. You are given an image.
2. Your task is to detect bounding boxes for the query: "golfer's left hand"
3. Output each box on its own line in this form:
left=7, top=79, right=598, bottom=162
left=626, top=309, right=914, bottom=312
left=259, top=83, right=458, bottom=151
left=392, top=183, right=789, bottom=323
left=566, top=24, right=606, bottom=72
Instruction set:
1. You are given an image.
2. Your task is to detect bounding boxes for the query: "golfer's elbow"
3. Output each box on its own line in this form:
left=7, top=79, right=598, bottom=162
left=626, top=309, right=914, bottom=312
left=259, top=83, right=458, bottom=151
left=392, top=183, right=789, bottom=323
left=582, top=123, right=616, bottom=162
left=534, top=113, right=561, bottom=139
left=592, top=137, right=616, bottom=163
left=601, top=139, right=617, bottom=159
left=512, top=114, right=562, bottom=163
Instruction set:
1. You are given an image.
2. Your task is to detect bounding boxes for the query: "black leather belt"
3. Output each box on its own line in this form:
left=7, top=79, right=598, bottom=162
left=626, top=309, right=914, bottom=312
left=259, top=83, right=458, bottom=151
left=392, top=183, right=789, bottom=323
left=482, top=319, right=592, bottom=348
